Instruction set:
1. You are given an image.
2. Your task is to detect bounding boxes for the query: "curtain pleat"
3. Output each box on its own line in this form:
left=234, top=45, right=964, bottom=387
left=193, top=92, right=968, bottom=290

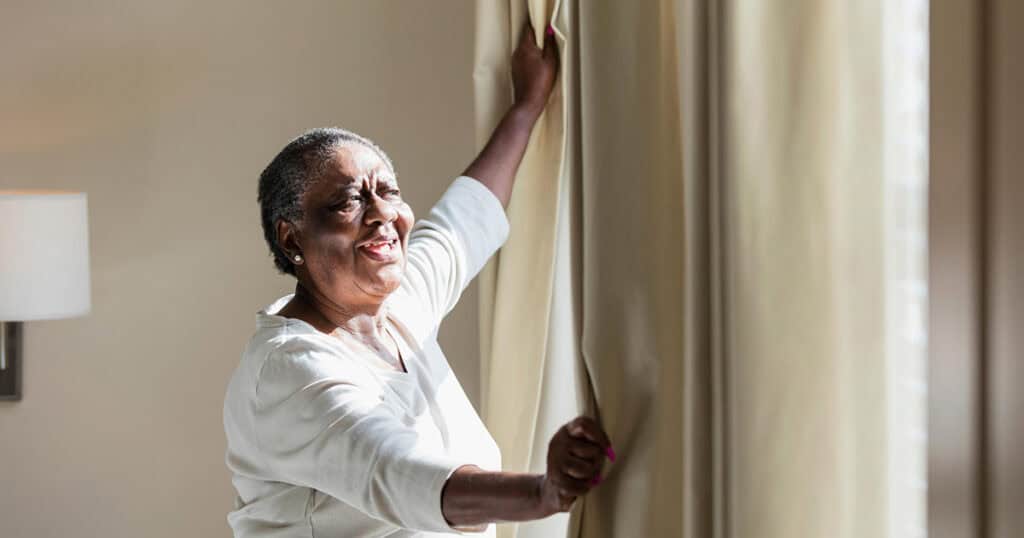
left=473, top=0, right=563, bottom=470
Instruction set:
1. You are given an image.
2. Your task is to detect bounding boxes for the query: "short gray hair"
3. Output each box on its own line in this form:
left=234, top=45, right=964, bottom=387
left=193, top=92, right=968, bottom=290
left=257, top=127, right=395, bottom=276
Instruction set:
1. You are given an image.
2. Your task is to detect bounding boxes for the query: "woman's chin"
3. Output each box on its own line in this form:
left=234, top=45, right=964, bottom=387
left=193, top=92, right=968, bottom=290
left=363, top=265, right=405, bottom=297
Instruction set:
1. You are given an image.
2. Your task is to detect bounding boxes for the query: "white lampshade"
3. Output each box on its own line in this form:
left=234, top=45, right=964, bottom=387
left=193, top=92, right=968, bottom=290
left=0, top=190, right=91, bottom=321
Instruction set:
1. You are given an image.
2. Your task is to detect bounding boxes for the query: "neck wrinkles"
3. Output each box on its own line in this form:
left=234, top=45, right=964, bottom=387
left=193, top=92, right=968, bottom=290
left=294, top=281, right=389, bottom=341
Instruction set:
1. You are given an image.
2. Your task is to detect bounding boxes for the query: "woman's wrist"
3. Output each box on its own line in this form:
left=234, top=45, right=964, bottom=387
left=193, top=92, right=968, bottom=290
left=460, top=101, right=546, bottom=207
left=509, top=100, right=546, bottom=124
left=529, top=473, right=553, bottom=519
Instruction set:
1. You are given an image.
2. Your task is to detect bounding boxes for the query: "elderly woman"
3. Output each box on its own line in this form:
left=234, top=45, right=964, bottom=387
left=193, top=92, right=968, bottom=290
left=223, top=24, right=613, bottom=537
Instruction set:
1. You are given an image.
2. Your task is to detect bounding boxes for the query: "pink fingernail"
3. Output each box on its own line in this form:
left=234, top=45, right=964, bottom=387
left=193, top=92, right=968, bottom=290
left=606, top=446, right=616, bottom=462
left=546, top=25, right=555, bottom=36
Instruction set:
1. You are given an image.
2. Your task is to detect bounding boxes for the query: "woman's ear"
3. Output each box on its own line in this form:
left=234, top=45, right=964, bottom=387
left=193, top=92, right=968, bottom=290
left=276, top=219, right=301, bottom=261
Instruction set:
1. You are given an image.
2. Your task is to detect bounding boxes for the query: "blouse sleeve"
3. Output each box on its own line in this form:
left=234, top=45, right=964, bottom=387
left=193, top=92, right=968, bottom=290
left=401, top=176, right=510, bottom=327
left=252, top=347, right=466, bottom=533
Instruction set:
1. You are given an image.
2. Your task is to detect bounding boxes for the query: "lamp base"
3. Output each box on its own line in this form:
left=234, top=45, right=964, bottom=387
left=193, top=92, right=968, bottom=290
left=0, top=322, right=22, bottom=401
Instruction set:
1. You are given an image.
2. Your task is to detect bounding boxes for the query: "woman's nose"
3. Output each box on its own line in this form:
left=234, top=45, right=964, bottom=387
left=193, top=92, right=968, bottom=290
left=364, top=194, right=398, bottom=225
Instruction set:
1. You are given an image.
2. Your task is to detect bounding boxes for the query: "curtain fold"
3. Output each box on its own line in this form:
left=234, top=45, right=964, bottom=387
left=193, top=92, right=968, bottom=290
left=474, top=1, right=925, bottom=537
left=473, top=2, right=584, bottom=537
left=573, top=1, right=691, bottom=536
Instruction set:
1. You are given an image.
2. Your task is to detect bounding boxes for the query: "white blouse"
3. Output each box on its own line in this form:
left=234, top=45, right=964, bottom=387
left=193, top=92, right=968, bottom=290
left=223, top=176, right=509, bottom=537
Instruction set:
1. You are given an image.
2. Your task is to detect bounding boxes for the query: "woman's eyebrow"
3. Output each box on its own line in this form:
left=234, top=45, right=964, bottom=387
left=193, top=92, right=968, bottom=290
left=330, top=172, right=395, bottom=195
left=326, top=182, right=360, bottom=200
left=374, top=172, right=398, bottom=185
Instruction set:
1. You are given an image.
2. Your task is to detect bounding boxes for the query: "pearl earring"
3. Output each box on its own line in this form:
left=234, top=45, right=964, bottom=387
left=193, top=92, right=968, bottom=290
left=293, top=254, right=302, bottom=263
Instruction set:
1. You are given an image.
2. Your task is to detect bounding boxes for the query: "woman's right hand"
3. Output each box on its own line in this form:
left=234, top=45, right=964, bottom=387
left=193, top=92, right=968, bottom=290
left=538, top=416, right=614, bottom=515
left=510, top=21, right=559, bottom=118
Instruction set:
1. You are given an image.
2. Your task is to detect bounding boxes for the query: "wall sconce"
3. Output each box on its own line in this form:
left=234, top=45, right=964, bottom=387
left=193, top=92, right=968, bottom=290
left=0, top=190, right=91, bottom=401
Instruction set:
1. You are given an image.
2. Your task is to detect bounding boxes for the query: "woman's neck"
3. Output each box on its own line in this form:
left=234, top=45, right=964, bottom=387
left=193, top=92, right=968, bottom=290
left=285, top=282, right=389, bottom=341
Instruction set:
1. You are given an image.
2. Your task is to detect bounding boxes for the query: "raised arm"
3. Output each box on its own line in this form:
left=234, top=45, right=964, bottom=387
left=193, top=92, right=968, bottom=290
left=462, top=23, right=559, bottom=208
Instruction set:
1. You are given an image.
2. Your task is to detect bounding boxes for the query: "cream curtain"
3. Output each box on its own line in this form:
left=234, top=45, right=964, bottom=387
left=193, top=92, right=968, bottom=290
left=473, top=1, right=926, bottom=537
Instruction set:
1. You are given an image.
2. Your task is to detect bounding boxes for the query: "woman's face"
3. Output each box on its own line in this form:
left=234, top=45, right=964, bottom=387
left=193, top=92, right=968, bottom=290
left=293, top=143, right=414, bottom=308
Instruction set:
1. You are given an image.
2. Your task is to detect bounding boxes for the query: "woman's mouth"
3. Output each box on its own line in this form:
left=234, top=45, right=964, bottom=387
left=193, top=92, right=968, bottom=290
left=358, top=239, right=399, bottom=261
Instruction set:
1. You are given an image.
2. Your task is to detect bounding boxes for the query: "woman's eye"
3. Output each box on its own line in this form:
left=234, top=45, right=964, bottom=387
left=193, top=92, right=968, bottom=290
left=333, top=196, right=362, bottom=211
left=384, top=189, right=401, bottom=198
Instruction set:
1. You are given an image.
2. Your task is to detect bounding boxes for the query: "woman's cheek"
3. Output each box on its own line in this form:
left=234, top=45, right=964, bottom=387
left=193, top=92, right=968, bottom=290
left=398, top=203, right=415, bottom=243
left=400, top=203, right=414, bottom=225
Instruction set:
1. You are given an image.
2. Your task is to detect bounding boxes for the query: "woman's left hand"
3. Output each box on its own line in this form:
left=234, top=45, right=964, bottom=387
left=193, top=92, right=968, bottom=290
left=511, top=21, right=560, bottom=116
left=461, top=20, right=560, bottom=207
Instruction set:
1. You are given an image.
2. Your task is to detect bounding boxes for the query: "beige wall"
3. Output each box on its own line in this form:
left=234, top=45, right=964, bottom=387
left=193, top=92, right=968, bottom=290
left=0, top=2, right=479, bottom=536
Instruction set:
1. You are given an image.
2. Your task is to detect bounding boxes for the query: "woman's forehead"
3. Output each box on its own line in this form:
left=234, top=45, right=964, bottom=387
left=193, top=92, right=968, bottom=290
left=326, top=144, right=394, bottom=183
